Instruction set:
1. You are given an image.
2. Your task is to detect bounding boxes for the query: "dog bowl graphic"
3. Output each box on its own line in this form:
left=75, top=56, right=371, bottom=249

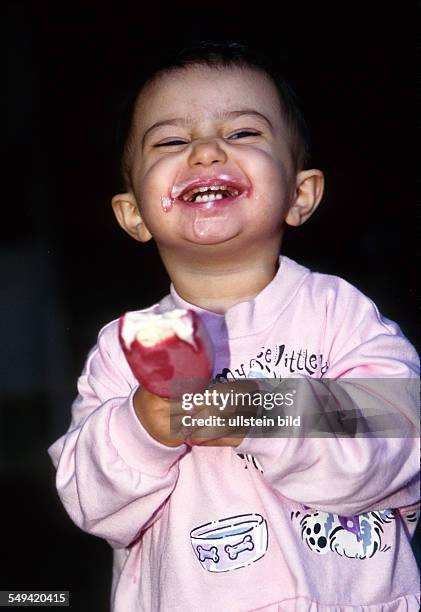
left=190, top=513, right=268, bottom=572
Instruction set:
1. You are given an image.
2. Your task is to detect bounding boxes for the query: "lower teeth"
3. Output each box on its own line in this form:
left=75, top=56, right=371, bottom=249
left=194, top=193, right=232, bottom=203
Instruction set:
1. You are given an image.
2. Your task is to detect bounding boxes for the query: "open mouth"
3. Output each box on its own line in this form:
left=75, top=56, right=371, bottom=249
left=180, top=184, right=242, bottom=204
left=176, top=183, right=248, bottom=209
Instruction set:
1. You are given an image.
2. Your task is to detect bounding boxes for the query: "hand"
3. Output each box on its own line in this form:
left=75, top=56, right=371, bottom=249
left=183, top=380, right=260, bottom=447
left=133, top=379, right=260, bottom=449
left=133, top=386, right=187, bottom=447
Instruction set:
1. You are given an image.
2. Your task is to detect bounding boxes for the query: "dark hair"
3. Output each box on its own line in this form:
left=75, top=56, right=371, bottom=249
left=116, top=41, right=312, bottom=192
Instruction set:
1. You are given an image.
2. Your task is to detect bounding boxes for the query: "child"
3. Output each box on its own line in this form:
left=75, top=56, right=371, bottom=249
left=48, top=42, right=420, bottom=611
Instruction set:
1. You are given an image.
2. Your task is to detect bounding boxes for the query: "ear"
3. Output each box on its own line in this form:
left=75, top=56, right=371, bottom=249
left=285, top=169, right=325, bottom=227
left=111, top=192, right=153, bottom=242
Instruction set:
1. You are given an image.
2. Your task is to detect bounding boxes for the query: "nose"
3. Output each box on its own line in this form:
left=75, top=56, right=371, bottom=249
left=188, top=139, right=228, bottom=167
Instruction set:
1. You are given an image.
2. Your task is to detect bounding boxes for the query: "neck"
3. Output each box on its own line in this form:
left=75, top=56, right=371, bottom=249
left=158, top=242, right=282, bottom=314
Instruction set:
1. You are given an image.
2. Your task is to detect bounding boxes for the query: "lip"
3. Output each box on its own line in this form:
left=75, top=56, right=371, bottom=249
left=181, top=191, right=248, bottom=209
left=171, top=174, right=251, bottom=203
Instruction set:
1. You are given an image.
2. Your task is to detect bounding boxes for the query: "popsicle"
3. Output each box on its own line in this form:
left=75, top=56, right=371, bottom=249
left=119, top=308, right=214, bottom=399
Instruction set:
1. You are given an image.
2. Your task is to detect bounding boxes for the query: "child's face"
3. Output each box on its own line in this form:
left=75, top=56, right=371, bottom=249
left=117, top=65, right=304, bottom=251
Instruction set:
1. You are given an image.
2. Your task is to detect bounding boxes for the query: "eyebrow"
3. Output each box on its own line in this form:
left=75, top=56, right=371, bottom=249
left=142, top=110, right=273, bottom=145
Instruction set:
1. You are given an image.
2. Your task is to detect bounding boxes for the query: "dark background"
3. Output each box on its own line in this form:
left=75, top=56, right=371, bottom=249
left=4, top=2, right=418, bottom=610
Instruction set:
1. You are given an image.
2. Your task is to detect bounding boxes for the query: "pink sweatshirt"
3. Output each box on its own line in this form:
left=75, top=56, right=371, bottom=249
left=48, top=255, right=420, bottom=611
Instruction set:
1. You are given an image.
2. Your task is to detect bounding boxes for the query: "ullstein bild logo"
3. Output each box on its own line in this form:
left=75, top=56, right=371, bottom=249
left=169, top=378, right=420, bottom=439
left=180, top=412, right=301, bottom=430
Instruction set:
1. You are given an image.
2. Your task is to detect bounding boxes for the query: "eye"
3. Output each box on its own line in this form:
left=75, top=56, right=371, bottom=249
left=154, top=130, right=261, bottom=147
left=155, top=140, right=187, bottom=147
left=228, top=130, right=261, bottom=140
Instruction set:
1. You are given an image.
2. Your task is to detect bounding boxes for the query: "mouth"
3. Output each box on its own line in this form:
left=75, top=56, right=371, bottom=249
left=174, top=177, right=250, bottom=207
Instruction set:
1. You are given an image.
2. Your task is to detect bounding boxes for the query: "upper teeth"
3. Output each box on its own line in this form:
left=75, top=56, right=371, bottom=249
left=182, top=184, right=240, bottom=202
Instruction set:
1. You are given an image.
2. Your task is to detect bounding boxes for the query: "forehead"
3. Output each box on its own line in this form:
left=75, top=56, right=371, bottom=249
left=132, top=65, right=284, bottom=132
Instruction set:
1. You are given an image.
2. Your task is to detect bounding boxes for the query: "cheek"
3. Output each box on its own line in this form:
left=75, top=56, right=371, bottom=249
left=130, top=164, right=174, bottom=223
left=246, top=151, right=292, bottom=205
left=244, top=146, right=290, bottom=182
left=240, top=157, right=293, bottom=229
left=138, top=157, right=181, bottom=204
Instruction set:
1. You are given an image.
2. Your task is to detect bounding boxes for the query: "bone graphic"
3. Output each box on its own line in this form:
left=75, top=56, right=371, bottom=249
left=224, top=534, right=254, bottom=560
left=196, top=545, right=219, bottom=563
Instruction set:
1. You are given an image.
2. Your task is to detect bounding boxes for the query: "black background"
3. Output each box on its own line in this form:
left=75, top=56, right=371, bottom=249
left=4, top=2, right=418, bottom=610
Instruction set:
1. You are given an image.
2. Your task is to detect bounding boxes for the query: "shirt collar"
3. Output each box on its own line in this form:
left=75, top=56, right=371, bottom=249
left=158, top=254, right=310, bottom=339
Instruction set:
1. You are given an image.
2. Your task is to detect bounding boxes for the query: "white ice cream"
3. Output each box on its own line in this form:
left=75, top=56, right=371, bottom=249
left=121, top=309, right=196, bottom=349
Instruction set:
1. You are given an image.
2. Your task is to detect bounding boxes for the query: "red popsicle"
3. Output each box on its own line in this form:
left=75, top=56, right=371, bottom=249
left=119, top=308, right=214, bottom=399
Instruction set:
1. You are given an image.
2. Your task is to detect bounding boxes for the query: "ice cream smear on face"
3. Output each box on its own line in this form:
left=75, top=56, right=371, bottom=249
left=161, top=196, right=174, bottom=213
left=121, top=309, right=196, bottom=349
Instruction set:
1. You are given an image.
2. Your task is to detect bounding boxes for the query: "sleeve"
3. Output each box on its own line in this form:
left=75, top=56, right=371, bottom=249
left=235, top=278, right=420, bottom=516
left=48, top=320, right=189, bottom=549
